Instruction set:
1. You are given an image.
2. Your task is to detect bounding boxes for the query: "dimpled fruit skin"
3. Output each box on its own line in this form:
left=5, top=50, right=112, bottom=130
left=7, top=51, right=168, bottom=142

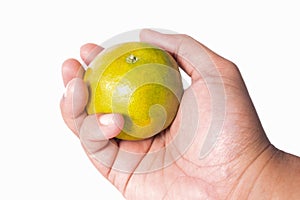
left=84, top=42, right=183, bottom=140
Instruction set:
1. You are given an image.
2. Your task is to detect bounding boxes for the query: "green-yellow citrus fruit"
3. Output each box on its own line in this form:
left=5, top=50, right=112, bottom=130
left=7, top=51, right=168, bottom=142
left=83, top=42, right=183, bottom=140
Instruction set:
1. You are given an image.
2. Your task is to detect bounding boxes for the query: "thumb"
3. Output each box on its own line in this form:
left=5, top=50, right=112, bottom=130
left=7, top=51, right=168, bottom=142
left=79, top=113, right=124, bottom=154
left=140, top=29, right=238, bottom=83
left=140, top=29, right=216, bottom=82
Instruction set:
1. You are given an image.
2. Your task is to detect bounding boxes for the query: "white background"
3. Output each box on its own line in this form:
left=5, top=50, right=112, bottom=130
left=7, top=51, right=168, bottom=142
left=0, top=0, right=299, bottom=199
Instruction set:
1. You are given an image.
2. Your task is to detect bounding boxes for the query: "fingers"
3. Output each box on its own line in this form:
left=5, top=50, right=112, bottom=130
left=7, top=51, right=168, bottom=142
left=140, top=29, right=236, bottom=82
left=80, top=114, right=124, bottom=154
left=61, top=43, right=103, bottom=135
left=80, top=43, right=103, bottom=66
left=62, top=58, right=84, bottom=86
left=60, top=78, right=88, bottom=136
left=62, top=43, right=103, bottom=86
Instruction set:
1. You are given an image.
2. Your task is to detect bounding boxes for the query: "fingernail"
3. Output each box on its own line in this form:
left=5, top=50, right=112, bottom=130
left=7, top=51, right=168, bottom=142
left=99, top=114, right=116, bottom=126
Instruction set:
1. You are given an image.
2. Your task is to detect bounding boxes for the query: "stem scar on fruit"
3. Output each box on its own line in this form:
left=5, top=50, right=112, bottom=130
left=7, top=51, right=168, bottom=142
left=126, top=54, right=139, bottom=64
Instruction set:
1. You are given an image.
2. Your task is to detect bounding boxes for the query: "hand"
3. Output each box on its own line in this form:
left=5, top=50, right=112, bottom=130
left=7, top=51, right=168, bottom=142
left=60, top=29, right=300, bottom=199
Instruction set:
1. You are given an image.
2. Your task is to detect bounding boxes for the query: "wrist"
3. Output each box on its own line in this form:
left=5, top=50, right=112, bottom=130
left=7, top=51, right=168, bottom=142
left=226, top=143, right=278, bottom=199
left=253, top=150, right=300, bottom=199
left=228, top=145, right=300, bottom=199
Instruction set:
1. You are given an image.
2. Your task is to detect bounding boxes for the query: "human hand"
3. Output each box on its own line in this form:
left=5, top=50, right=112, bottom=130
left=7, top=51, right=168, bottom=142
left=60, top=29, right=300, bottom=199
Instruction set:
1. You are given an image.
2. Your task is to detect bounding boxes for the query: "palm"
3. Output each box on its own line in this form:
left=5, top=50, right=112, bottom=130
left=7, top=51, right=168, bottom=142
left=87, top=73, right=267, bottom=199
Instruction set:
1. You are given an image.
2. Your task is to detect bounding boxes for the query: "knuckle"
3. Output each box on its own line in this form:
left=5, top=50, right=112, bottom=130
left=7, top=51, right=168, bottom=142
left=227, top=61, right=242, bottom=77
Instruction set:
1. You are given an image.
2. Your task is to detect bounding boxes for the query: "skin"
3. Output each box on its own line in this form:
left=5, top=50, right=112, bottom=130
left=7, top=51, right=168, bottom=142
left=60, top=29, right=300, bottom=199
